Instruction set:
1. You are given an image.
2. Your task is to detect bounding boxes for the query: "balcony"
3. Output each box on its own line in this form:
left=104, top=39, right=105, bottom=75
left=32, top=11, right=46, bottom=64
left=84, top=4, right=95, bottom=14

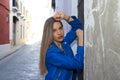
left=12, top=0, right=18, bottom=12
left=12, top=7, right=18, bottom=12
left=23, top=17, right=26, bottom=20
left=17, top=10, right=21, bottom=16
left=21, top=15, right=24, bottom=18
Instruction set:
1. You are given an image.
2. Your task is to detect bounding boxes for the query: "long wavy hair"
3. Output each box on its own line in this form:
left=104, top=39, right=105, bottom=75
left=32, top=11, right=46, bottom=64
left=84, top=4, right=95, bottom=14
left=39, top=17, right=63, bottom=75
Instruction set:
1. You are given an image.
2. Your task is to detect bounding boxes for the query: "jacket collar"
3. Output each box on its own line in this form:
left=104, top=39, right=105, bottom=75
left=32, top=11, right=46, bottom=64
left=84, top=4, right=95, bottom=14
left=50, top=42, right=63, bottom=52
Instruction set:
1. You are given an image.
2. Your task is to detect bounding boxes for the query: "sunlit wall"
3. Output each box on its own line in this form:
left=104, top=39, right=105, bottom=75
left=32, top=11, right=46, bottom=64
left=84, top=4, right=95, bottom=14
left=27, top=0, right=52, bottom=44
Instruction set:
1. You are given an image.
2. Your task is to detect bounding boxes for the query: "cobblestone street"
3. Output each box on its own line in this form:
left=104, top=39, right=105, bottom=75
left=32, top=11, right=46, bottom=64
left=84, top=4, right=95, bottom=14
left=0, top=42, right=44, bottom=80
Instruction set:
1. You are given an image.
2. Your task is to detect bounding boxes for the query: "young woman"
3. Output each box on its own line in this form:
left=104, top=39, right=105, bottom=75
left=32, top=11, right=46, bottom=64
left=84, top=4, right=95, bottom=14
left=40, top=12, right=84, bottom=80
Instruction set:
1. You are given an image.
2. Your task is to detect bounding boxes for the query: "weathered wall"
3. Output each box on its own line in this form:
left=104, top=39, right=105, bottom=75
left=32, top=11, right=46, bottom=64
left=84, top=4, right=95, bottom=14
left=84, top=0, right=120, bottom=80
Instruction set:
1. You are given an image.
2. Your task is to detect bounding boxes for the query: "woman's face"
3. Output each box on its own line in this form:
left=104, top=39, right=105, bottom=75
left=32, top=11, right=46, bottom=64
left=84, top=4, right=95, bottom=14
left=53, top=22, right=64, bottom=43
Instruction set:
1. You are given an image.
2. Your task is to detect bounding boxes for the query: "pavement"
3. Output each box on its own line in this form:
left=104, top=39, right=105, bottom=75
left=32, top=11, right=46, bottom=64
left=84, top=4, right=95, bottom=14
left=0, top=42, right=45, bottom=80
left=0, top=44, right=24, bottom=61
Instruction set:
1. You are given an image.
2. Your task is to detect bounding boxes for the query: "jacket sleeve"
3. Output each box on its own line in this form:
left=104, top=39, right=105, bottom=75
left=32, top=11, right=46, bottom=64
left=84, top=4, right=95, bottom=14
left=46, top=46, right=84, bottom=70
left=63, top=16, right=83, bottom=45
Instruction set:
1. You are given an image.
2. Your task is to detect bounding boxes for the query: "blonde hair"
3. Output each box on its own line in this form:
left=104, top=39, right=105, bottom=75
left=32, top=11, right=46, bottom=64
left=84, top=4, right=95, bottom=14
left=39, top=17, right=63, bottom=75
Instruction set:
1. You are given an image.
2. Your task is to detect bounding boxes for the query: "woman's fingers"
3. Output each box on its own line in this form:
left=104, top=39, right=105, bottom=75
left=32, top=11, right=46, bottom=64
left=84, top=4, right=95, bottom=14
left=53, top=12, right=61, bottom=20
left=58, top=12, right=65, bottom=19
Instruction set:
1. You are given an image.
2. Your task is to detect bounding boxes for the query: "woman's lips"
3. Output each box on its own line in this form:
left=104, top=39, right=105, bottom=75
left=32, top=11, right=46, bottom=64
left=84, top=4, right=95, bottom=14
left=58, top=36, right=63, bottom=39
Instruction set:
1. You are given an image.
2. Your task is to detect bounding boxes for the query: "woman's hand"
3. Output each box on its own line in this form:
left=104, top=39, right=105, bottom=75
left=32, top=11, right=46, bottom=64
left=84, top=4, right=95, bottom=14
left=76, top=29, right=83, bottom=46
left=53, top=12, right=73, bottom=21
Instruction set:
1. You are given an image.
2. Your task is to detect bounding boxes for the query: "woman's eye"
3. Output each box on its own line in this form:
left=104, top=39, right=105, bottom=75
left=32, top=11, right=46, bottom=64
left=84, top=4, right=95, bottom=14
left=59, top=26, right=63, bottom=30
left=53, top=29, right=56, bottom=32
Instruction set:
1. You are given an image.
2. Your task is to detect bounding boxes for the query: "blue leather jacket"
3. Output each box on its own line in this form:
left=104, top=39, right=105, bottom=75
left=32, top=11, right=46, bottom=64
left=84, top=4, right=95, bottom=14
left=45, top=16, right=84, bottom=80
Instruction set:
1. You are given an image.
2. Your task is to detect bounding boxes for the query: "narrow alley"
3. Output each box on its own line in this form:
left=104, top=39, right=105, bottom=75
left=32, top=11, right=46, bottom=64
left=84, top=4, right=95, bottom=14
left=0, top=42, right=44, bottom=80
left=1, top=0, right=120, bottom=80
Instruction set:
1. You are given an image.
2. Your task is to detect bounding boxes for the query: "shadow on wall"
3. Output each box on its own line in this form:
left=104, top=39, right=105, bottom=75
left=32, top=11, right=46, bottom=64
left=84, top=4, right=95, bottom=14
left=77, top=0, right=84, bottom=80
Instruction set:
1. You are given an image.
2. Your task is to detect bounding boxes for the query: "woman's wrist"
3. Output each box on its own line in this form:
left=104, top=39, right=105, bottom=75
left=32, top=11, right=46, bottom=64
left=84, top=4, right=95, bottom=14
left=78, top=37, right=83, bottom=46
left=78, top=40, right=83, bottom=46
left=64, top=15, right=70, bottom=21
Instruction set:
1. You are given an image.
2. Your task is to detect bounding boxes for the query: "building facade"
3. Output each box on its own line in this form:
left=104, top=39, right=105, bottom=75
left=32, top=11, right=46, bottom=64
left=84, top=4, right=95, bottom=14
left=0, top=0, right=31, bottom=59
left=9, top=0, right=31, bottom=46
left=0, top=0, right=10, bottom=44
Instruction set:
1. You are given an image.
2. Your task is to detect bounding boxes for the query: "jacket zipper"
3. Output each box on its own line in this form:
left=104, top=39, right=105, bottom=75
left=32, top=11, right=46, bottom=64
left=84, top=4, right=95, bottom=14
left=56, top=71, right=61, bottom=80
